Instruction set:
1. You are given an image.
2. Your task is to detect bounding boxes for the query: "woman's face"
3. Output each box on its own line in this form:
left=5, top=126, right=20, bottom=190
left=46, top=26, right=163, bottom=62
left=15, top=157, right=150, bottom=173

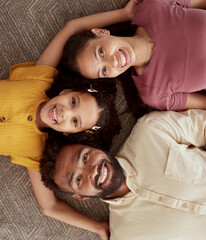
left=77, top=29, right=136, bottom=79
left=39, top=90, right=103, bottom=133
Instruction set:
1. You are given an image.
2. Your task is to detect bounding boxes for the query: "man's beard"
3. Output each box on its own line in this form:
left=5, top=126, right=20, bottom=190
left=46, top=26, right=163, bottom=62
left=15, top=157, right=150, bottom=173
left=86, top=151, right=124, bottom=198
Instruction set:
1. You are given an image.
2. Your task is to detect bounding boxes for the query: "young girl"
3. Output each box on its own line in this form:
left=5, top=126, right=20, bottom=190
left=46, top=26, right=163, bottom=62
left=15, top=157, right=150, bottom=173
left=1, top=1, right=138, bottom=239
left=62, top=0, right=206, bottom=112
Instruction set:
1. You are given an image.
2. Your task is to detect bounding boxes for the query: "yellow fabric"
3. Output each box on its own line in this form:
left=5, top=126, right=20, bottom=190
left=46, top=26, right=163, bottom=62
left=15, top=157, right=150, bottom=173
left=104, top=110, right=206, bottom=240
left=0, top=62, right=58, bottom=171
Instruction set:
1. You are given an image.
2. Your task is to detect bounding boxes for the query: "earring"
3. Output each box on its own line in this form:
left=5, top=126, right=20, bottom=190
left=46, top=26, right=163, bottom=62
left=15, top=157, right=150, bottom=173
left=91, top=126, right=101, bottom=131
left=87, top=84, right=98, bottom=93
left=85, top=130, right=94, bottom=134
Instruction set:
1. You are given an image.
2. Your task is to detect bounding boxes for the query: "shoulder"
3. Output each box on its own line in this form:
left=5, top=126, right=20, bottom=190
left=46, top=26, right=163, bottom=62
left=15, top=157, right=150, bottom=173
left=9, top=62, right=58, bottom=83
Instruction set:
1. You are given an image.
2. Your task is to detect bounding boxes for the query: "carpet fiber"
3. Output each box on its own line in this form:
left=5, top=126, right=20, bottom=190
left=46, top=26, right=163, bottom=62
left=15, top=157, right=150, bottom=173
left=0, top=0, right=136, bottom=239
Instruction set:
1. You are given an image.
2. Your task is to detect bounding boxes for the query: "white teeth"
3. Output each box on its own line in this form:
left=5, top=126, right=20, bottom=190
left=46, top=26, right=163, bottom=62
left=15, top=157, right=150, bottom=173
left=120, top=51, right=126, bottom=67
left=100, top=166, right=108, bottom=185
left=53, top=107, right=57, bottom=122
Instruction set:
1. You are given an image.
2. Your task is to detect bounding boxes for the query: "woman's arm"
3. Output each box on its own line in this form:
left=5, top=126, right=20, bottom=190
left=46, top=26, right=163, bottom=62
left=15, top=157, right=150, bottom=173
left=28, top=169, right=109, bottom=240
left=191, top=0, right=206, bottom=9
left=36, top=0, right=140, bottom=67
left=184, top=92, right=206, bottom=110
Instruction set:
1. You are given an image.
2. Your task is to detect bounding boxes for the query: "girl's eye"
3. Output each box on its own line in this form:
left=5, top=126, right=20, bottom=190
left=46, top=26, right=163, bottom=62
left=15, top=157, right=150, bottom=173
left=99, top=48, right=104, bottom=57
left=83, top=153, right=88, bottom=163
left=102, top=67, right=107, bottom=77
left=77, top=176, right=81, bottom=186
left=73, top=118, right=78, bottom=127
left=72, top=97, right=76, bottom=107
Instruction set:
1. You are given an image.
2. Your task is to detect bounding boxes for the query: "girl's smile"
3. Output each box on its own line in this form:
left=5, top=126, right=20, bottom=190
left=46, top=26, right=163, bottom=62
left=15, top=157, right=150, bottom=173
left=36, top=90, right=103, bottom=133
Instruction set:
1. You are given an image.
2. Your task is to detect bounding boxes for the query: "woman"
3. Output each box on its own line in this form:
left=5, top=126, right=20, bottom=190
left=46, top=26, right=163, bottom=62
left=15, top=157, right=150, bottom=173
left=63, top=0, right=206, bottom=111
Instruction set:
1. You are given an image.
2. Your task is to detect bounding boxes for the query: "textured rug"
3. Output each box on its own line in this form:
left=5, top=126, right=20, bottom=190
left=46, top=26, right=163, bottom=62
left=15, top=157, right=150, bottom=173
left=0, top=0, right=136, bottom=239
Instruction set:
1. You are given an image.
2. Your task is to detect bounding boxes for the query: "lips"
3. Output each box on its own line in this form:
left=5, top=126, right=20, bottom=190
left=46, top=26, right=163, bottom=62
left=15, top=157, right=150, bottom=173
left=119, top=49, right=130, bottom=67
left=48, top=106, right=58, bottom=123
left=97, top=162, right=110, bottom=187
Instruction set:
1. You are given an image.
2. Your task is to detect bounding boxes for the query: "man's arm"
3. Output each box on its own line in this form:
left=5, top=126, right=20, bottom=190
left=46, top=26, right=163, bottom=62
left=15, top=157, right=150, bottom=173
left=36, top=0, right=140, bottom=68
left=191, top=0, right=206, bottom=9
left=28, top=169, right=109, bottom=240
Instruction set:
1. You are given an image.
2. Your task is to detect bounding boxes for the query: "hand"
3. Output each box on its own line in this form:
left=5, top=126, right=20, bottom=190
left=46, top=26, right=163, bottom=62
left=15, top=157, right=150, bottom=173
left=124, top=0, right=142, bottom=20
left=96, top=221, right=110, bottom=240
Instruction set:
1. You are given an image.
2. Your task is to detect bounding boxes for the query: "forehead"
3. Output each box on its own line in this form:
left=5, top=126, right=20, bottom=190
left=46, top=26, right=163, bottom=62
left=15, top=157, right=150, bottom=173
left=57, top=144, right=83, bottom=164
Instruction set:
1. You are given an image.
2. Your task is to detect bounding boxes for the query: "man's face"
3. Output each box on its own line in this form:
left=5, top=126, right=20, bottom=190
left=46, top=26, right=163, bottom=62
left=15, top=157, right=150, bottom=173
left=54, top=144, right=124, bottom=198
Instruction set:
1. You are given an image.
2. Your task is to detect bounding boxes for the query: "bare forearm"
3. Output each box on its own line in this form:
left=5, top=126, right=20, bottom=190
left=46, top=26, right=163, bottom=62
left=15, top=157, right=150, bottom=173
left=36, top=8, right=130, bottom=67
left=43, top=198, right=103, bottom=235
left=191, top=0, right=206, bottom=9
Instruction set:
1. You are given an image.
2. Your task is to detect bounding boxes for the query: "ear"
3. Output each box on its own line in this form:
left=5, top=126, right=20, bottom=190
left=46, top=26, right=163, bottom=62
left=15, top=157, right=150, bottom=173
left=63, top=132, right=69, bottom=136
left=59, top=89, right=71, bottom=95
left=91, top=28, right=110, bottom=37
left=72, top=193, right=90, bottom=200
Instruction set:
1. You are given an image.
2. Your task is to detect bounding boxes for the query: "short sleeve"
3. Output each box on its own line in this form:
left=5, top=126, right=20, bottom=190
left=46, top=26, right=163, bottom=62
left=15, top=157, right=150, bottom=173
left=11, top=155, right=40, bottom=171
left=167, top=92, right=187, bottom=111
left=9, top=62, right=58, bottom=83
left=159, top=0, right=191, bottom=8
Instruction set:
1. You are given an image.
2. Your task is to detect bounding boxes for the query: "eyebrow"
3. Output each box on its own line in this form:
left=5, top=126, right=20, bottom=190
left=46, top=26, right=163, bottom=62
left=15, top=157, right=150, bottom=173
left=94, top=47, right=100, bottom=78
left=69, top=148, right=84, bottom=188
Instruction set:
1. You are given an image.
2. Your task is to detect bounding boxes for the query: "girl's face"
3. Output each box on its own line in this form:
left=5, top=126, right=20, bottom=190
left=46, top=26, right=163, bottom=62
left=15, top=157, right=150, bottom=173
left=39, top=90, right=102, bottom=133
left=77, top=29, right=136, bottom=79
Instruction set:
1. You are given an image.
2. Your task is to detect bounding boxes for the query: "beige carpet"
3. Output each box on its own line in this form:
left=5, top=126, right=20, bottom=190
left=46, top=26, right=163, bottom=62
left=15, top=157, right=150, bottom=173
left=0, top=0, right=136, bottom=239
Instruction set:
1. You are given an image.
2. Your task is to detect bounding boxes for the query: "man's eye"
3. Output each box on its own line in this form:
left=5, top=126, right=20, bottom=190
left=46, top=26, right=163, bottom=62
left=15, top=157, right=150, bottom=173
left=77, top=176, right=81, bottom=186
left=73, top=118, right=78, bottom=127
left=83, top=153, right=88, bottom=163
left=72, top=97, right=76, bottom=107
left=102, top=67, right=107, bottom=77
left=99, top=48, right=104, bottom=57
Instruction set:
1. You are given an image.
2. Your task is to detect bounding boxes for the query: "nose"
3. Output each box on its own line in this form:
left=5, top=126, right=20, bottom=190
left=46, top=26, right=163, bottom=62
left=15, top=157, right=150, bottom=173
left=101, top=55, right=118, bottom=69
left=111, top=55, right=118, bottom=68
left=86, top=164, right=98, bottom=180
left=61, top=106, right=72, bottom=120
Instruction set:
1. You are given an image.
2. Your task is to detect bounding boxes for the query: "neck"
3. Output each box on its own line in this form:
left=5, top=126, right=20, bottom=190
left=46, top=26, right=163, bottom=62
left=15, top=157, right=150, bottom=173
left=104, top=178, right=130, bottom=199
left=35, top=102, right=46, bottom=131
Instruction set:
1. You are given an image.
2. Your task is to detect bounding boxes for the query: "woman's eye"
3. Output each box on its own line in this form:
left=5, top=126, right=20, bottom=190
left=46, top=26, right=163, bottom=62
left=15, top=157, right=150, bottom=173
left=102, top=67, right=107, bottom=77
left=99, top=48, right=104, bottom=57
left=77, top=176, right=81, bottom=186
left=72, top=97, right=76, bottom=107
left=73, top=118, right=78, bottom=127
left=83, top=153, right=88, bottom=163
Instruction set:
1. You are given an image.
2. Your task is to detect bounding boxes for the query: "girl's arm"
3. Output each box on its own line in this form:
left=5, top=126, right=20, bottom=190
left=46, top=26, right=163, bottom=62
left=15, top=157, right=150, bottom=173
left=28, top=169, right=109, bottom=240
left=184, top=93, right=206, bottom=110
left=36, top=0, right=140, bottom=67
left=191, top=0, right=206, bottom=9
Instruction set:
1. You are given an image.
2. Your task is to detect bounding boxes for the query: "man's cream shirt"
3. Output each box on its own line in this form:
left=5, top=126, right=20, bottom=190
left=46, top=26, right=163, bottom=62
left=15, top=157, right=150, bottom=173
left=104, top=110, right=206, bottom=240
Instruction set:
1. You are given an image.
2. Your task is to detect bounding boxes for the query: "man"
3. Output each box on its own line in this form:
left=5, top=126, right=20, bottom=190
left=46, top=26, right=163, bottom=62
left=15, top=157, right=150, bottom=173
left=41, top=109, right=206, bottom=240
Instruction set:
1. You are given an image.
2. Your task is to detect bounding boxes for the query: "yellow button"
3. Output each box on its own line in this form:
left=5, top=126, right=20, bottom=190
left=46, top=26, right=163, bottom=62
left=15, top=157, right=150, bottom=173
left=0, top=117, right=6, bottom=122
left=27, top=115, right=33, bottom=121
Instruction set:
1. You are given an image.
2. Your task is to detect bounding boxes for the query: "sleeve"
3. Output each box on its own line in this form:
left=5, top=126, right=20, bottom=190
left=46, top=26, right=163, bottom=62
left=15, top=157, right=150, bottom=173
left=138, top=109, right=206, bottom=147
left=11, top=155, right=40, bottom=171
left=8, top=62, right=58, bottom=83
left=161, top=0, right=191, bottom=8
left=167, top=92, right=187, bottom=111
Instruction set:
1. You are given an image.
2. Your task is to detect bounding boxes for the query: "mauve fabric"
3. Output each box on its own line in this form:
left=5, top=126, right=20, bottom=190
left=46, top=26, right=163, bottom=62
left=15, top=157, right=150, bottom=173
left=132, top=0, right=206, bottom=111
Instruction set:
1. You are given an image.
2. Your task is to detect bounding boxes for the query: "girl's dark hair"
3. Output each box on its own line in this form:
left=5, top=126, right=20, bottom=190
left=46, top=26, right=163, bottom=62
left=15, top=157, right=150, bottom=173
left=46, top=71, right=121, bottom=150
